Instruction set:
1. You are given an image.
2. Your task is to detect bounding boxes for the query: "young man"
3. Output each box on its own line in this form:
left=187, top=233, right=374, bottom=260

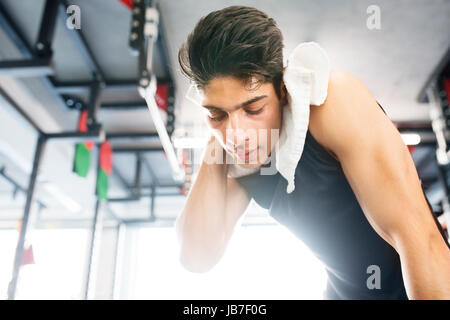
left=175, top=6, right=450, bottom=299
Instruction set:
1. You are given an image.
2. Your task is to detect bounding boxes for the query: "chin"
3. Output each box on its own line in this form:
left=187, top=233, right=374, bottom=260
left=231, top=153, right=268, bottom=168
left=236, top=162, right=262, bottom=169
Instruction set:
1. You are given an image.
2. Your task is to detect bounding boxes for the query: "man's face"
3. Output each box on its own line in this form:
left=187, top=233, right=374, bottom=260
left=201, top=76, right=286, bottom=168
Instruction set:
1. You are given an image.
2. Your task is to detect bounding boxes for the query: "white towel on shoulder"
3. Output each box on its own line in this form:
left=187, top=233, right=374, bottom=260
left=227, top=41, right=331, bottom=194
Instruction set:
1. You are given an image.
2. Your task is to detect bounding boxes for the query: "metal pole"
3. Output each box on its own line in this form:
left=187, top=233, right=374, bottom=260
left=111, top=223, right=125, bottom=299
left=87, top=80, right=102, bottom=130
left=0, top=166, right=47, bottom=209
left=34, top=0, right=59, bottom=57
left=134, top=154, right=142, bottom=195
left=7, top=135, right=46, bottom=300
left=59, top=0, right=106, bottom=83
left=142, top=157, right=160, bottom=186
left=84, top=198, right=104, bottom=300
left=150, top=185, right=155, bottom=221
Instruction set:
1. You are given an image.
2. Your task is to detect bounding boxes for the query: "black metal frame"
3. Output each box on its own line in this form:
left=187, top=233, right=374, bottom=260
left=0, top=1, right=66, bottom=111
left=84, top=198, right=102, bottom=300
left=0, top=0, right=176, bottom=126
left=0, top=0, right=182, bottom=300
left=7, top=135, right=46, bottom=300
left=418, top=46, right=450, bottom=103
left=0, top=166, right=47, bottom=210
left=58, top=0, right=105, bottom=83
left=0, top=0, right=58, bottom=76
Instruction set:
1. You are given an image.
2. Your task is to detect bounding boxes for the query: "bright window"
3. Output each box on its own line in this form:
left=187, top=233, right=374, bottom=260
left=0, top=230, right=18, bottom=299
left=129, top=224, right=327, bottom=299
left=7, top=228, right=90, bottom=300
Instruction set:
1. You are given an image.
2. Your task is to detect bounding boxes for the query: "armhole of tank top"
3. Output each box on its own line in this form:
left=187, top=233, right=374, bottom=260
left=304, top=101, right=386, bottom=168
left=235, top=173, right=259, bottom=201
left=305, top=130, right=341, bottom=168
left=235, top=171, right=280, bottom=210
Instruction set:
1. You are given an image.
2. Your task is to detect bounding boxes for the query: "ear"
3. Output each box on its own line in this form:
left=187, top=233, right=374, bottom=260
left=279, top=79, right=288, bottom=106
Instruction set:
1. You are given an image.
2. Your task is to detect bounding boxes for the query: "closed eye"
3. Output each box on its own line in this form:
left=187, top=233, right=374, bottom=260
left=207, top=105, right=265, bottom=122
left=208, top=115, right=226, bottom=122
left=245, top=106, right=265, bottom=115
left=208, top=112, right=227, bottom=122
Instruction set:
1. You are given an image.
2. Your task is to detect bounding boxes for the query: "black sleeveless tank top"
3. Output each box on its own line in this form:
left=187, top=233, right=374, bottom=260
left=235, top=103, right=447, bottom=299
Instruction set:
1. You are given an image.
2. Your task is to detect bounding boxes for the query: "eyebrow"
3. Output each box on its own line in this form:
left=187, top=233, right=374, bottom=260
left=202, top=95, right=268, bottom=112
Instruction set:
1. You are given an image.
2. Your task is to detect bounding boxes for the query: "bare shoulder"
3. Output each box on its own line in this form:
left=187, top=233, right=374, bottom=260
left=308, top=70, right=381, bottom=159
left=309, top=70, right=355, bottom=129
left=312, top=70, right=366, bottom=111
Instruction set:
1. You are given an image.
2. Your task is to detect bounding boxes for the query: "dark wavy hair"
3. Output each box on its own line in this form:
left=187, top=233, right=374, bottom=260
left=178, top=5, right=284, bottom=98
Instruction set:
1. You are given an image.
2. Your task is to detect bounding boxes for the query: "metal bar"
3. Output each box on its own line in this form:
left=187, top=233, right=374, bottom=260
left=0, top=59, right=52, bottom=76
left=154, top=2, right=176, bottom=138
left=112, top=146, right=164, bottom=153
left=155, top=2, right=175, bottom=82
left=138, top=30, right=150, bottom=88
left=133, top=154, right=142, bottom=195
left=84, top=199, right=104, bottom=300
left=396, top=122, right=434, bottom=133
left=0, top=58, right=52, bottom=77
left=149, top=185, right=156, bottom=221
left=0, top=3, right=33, bottom=58
left=101, top=102, right=148, bottom=110
left=87, top=80, right=102, bottom=129
left=106, top=132, right=159, bottom=139
left=111, top=223, right=125, bottom=299
left=51, top=80, right=137, bottom=93
left=35, top=0, right=59, bottom=57
left=166, top=82, right=175, bottom=137
left=140, top=183, right=183, bottom=188
left=0, top=168, right=26, bottom=195
left=112, top=164, right=132, bottom=188
left=51, top=78, right=170, bottom=93
left=128, top=0, right=146, bottom=54
left=147, top=191, right=183, bottom=197
left=0, top=166, right=47, bottom=209
left=142, top=156, right=160, bottom=186
left=0, top=87, right=43, bottom=134
left=140, top=86, right=183, bottom=181
left=58, top=0, right=105, bottom=82
left=40, top=78, right=70, bottom=113
left=111, top=165, right=136, bottom=199
left=45, top=129, right=105, bottom=143
left=0, top=3, right=67, bottom=120
left=104, top=204, right=123, bottom=224
left=8, top=135, right=46, bottom=300
left=108, top=196, right=140, bottom=203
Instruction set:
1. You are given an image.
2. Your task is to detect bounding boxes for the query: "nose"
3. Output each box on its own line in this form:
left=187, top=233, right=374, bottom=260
left=227, top=111, right=241, bottom=131
left=226, top=112, right=249, bottom=151
left=225, top=112, right=239, bottom=149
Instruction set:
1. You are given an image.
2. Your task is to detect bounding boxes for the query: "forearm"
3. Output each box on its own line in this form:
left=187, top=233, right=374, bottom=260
left=397, top=230, right=450, bottom=299
left=175, top=136, right=229, bottom=268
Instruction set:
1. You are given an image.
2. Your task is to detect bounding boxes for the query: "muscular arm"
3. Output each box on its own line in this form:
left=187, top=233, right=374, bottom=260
left=309, top=71, right=450, bottom=299
left=175, top=135, right=251, bottom=272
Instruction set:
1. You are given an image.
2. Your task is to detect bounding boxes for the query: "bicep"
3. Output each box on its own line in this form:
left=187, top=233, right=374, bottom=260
left=312, top=71, right=440, bottom=249
left=339, top=128, right=432, bottom=248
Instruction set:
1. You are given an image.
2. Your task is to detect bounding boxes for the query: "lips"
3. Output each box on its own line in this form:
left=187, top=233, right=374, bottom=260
left=236, top=147, right=258, bottom=161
